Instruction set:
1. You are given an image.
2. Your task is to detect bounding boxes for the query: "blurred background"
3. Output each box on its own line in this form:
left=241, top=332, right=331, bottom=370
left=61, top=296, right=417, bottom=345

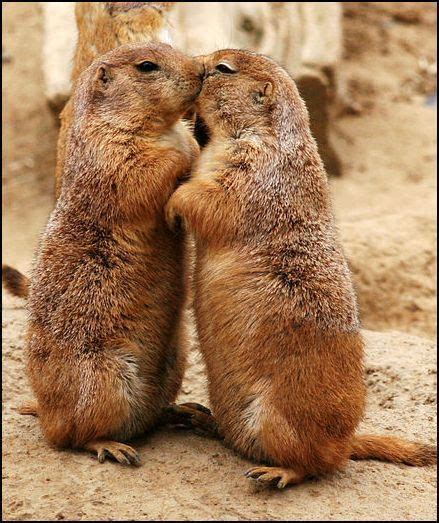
left=2, top=3, right=437, bottom=520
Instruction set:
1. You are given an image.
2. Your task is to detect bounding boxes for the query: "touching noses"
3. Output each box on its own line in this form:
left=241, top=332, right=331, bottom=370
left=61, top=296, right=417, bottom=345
left=194, top=55, right=206, bottom=80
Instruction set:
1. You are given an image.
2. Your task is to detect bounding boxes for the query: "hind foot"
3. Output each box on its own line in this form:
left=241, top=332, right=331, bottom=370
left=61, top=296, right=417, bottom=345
left=84, top=440, right=141, bottom=466
left=245, top=466, right=305, bottom=489
left=164, top=402, right=221, bottom=439
left=17, top=401, right=38, bottom=416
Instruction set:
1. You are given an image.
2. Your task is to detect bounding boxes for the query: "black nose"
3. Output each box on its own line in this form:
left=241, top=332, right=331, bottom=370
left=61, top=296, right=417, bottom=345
left=193, top=56, right=206, bottom=80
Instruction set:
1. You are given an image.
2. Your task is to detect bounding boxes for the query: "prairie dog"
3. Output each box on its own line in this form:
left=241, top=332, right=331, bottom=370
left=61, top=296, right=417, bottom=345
left=55, top=1, right=175, bottom=197
left=165, top=50, right=436, bottom=487
left=23, top=42, right=202, bottom=464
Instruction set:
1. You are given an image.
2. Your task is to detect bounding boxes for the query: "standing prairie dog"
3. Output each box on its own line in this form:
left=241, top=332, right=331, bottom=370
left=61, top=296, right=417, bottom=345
left=165, top=50, right=437, bottom=487
left=23, top=42, right=202, bottom=464
left=55, top=2, right=175, bottom=197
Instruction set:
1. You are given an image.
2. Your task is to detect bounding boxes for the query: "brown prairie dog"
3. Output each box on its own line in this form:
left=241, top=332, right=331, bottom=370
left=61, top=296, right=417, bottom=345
left=166, top=50, right=437, bottom=487
left=55, top=1, right=175, bottom=197
left=25, top=42, right=202, bottom=464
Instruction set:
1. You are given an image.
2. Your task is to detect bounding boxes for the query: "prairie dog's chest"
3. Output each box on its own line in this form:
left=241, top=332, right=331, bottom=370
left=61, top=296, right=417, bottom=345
left=158, top=123, right=194, bottom=162
left=193, top=139, right=228, bottom=182
left=197, top=246, right=236, bottom=281
left=196, top=246, right=262, bottom=298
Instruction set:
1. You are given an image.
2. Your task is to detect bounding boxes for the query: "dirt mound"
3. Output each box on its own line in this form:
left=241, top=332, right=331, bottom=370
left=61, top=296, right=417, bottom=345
left=342, top=214, right=436, bottom=338
left=2, top=300, right=436, bottom=520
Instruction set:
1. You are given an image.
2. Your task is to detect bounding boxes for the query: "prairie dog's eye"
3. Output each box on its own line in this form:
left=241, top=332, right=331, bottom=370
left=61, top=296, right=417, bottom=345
left=215, top=62, right=236, bottom=74
left=136, top=61, right=159, bottom=73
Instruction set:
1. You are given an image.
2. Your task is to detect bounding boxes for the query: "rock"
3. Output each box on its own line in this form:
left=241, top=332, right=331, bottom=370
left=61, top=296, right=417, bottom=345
left=40, top=2, right=77, bottom=116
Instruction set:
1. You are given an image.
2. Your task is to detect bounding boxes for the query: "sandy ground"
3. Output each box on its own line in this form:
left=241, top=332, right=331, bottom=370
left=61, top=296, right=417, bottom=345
left=2, top=2, right=437, bottom=521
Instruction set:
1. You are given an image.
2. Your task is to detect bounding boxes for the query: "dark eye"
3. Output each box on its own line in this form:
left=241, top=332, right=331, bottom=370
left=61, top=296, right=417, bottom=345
left=136, top=61, right=159, bottom=73
left=215, top=63, right=236, bottom=74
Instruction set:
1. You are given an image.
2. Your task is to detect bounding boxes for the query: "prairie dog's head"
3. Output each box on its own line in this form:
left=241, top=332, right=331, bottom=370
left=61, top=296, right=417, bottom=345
left=195, top=49, right=307, bottom=142
left=74, top=42, right=203, bottom=133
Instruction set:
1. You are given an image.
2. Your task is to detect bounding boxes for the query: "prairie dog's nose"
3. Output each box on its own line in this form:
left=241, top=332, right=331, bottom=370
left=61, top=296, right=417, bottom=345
left=194, top=55, right=207, bottom=79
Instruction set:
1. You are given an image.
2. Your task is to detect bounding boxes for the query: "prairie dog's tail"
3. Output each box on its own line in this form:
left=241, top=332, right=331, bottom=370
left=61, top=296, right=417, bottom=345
left=2, top=265, right=30, bottom=299
left=350, top=434, right=437, bottom=466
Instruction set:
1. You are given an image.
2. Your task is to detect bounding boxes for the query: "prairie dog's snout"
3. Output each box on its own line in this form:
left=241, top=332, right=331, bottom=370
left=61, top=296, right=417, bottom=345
left=175, top=55, right=204, bottom=102
left=194, top=55, right=206, bottom=79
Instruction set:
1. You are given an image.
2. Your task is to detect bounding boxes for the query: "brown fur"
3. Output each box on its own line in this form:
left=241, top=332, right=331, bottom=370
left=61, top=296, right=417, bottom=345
left=350, top=435, right=437, bottom=466
left=166, top=49, right=437, bottom=486
left=55, top=2, right=174, bottom=197
left=26, top=42, right=202, bottom=463
left=2, top=265, right=30, bottom=299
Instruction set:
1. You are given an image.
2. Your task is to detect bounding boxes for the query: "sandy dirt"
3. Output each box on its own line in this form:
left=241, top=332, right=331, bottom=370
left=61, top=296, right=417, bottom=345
left=2, top=2, right=437, bottom=521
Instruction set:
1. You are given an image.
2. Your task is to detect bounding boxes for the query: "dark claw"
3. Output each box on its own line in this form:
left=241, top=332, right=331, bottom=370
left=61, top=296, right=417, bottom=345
left=245, top=470, right=264, bottom=479
left=163, top=405, right=191, bottom=418
left=119, top=448, right=141, bottom=466
left=130, top=453, right=142, bottom=466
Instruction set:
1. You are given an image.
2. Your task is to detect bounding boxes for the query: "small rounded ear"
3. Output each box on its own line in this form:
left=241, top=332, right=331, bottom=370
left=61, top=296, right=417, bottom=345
left=262, top=82, right=273, bottom=98
left=254, top=81, right=274, bottom=104
left=94, top=64, right=113, bottom=90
